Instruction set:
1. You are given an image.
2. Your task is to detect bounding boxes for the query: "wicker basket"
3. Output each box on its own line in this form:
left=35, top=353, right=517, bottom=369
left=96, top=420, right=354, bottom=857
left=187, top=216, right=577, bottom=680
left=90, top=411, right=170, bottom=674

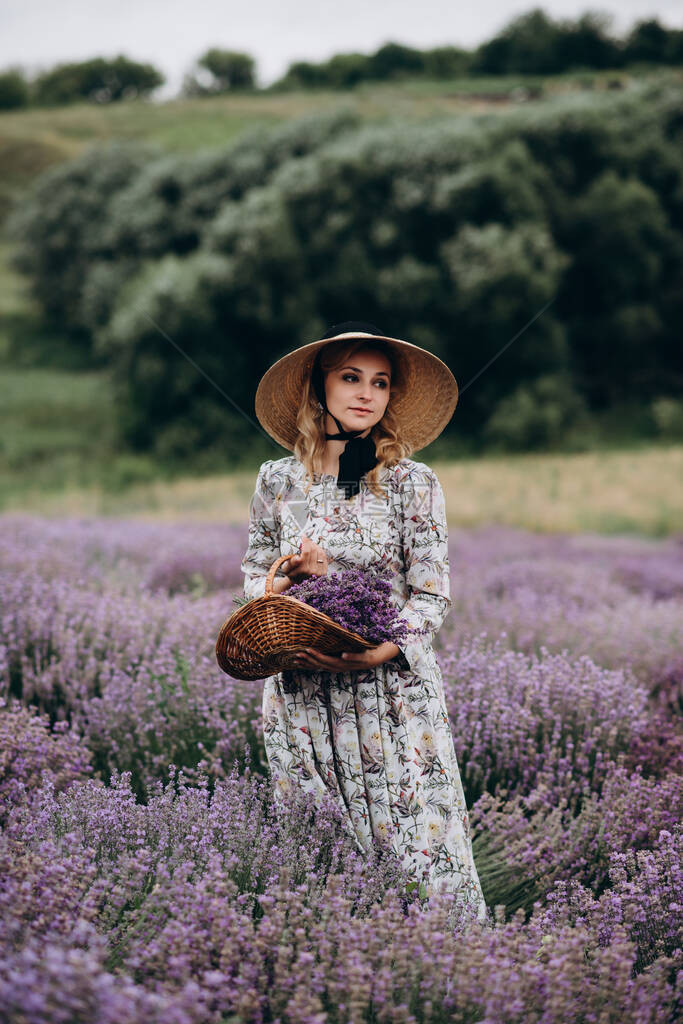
left=216, top=555, right=379, bottom=680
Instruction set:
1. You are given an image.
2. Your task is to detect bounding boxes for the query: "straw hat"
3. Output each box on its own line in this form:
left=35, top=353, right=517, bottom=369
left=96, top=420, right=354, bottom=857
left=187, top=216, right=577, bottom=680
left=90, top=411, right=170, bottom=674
left=254, top=324, right=459, bottom=452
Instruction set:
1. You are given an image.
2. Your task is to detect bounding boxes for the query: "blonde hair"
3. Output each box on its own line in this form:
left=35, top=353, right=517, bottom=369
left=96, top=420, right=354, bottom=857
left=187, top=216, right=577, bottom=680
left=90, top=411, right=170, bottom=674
left=293, top=338, right=412, bottom=500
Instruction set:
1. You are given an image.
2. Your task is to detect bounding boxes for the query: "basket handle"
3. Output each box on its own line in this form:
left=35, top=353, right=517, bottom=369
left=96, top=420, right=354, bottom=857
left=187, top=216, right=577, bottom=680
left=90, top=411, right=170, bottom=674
left=265, top=554, right=295, bottom=596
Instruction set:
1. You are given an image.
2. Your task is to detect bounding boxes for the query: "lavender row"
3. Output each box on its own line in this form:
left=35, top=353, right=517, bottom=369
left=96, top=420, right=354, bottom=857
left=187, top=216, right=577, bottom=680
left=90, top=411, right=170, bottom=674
left=0, top=571, right=264, bottom=797
left=4, top=514, right=683, bottom=602
left=1, top=513, right=681, bottom=1022
left=1, top=566, right=670, bottom=810
left=1, top=765, right=679, bottom=1023
left=3, top=515, right=682, bottom=702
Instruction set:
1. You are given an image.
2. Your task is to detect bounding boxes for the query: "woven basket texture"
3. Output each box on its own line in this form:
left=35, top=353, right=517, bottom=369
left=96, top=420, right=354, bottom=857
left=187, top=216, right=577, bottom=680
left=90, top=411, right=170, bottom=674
left=216, top=555, right=377, bottom=680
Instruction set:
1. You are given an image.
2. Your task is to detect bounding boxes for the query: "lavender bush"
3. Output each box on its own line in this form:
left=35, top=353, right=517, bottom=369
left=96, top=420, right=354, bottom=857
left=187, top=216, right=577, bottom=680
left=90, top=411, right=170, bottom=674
left=0, top=570, right=264, bottom=798
left=471, top=760, right=683, bottom=911
left=0, top=698, right=92, bottom=824
left=0, top=514, right=681, bottom=1022
left=538, top=826, right=683, bottom=973
left=445, top=525, right=683, bottom=701
left=1, top=765, right=679, bottom=1024
left=439, top=635, right=652, bottom=803
left=0, top=514, right=247, bottom=596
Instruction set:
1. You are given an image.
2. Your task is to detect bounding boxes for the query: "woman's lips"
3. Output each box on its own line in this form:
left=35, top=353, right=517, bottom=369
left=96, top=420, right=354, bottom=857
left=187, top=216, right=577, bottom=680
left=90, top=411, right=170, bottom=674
left=350, top=407, right=372, bottom=414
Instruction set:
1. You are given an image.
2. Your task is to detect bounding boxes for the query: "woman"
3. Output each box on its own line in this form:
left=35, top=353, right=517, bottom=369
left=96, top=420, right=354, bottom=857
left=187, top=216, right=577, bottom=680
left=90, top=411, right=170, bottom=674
left=241, top=320, right=488, bottom=922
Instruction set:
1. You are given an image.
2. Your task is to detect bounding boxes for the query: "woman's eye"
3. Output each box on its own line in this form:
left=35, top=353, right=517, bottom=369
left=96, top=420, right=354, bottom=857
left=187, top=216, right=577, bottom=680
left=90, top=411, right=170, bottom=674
left=342, top=374, right=387, bottom=388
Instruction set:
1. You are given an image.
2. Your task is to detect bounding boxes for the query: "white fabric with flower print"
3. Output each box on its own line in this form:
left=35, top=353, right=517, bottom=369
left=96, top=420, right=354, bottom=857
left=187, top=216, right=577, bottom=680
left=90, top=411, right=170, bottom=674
left=240, top=454, right=487, bottom=920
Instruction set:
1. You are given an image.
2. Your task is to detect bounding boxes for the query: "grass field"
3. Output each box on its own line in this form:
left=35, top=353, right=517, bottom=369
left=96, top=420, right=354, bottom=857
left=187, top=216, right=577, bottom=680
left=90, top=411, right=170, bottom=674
left=0, top=68, right=650, bottom=150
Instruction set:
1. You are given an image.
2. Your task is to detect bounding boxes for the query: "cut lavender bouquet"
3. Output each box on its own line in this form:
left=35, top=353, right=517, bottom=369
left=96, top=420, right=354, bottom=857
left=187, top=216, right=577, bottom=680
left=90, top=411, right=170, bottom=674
left=286, top=567, right=411, bottom=648
left=273, top=567, right=416, bottom=691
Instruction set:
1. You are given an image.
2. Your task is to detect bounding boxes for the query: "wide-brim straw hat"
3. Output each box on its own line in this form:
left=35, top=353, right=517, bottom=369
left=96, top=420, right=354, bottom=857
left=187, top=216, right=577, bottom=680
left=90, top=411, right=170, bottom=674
left=255, top=329, right=458, bottom=452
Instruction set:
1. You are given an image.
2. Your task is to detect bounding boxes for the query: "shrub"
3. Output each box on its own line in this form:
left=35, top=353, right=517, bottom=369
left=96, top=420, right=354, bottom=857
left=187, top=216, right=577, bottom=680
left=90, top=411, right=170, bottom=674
left=483, top=372, right=591, bottom=451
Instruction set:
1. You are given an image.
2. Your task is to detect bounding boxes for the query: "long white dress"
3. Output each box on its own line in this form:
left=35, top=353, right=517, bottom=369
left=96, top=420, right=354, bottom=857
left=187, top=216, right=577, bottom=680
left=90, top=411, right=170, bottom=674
left=240, top=454, right=487, bottom=920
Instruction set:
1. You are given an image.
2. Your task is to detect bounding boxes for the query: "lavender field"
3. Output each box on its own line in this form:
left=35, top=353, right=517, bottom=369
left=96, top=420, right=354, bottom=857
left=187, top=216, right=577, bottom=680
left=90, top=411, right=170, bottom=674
left=1, top=513, right=681, bottom=1023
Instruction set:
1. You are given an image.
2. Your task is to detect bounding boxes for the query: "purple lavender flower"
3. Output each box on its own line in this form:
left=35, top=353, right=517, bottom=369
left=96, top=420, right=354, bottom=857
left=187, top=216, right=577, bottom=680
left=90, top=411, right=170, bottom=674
left=0, top=512, right=681, bottom=1022
left=287, top=567, right=410, bottom=647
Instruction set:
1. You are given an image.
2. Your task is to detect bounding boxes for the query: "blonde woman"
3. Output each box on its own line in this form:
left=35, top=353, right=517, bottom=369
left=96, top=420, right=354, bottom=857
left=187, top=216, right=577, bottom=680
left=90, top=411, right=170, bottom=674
left=242, top=321, right=487, bottom=922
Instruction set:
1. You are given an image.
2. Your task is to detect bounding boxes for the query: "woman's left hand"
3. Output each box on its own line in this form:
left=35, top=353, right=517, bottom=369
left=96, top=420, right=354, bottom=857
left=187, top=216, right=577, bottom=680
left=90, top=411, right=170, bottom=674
left=293, top=641, right=400, bottom=672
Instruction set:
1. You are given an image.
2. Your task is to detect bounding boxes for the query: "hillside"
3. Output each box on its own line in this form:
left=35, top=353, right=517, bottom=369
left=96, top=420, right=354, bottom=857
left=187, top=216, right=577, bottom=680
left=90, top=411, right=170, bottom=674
left=1, top=67, right=681, bottom=532
left=2, top=67, right=679, bottom=218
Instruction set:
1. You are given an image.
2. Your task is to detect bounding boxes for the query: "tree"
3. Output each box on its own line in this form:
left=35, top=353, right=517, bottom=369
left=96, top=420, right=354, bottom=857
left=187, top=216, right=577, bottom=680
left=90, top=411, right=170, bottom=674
left=555, top=11, right=621, bottom=71
left=274, top=42, right=471, bottom=90
left=5, top=141, right=160, bottom=334
left=624, top=19, right=679, bottom=65
left=483, top=373, right=590, bottom=451
left=368, top=42, right=425, bottom=80
left=274, top=61, right=328, bottom=90
left=324, top=53, right=371, bottom=89
left=0, top=67, right=29, bottom=110
left=11, top=87, right=682, bottom=456
left=471, top=7, right=621, bottom=74
left=560, top=171, right=677, bottom=405
left=182, top=48, right=256, bottom=95
left=31, top=56, right=164, bottom=105
left=472, top=8, right=563, bottom=74
left=422, top=46, right=472, bottom=79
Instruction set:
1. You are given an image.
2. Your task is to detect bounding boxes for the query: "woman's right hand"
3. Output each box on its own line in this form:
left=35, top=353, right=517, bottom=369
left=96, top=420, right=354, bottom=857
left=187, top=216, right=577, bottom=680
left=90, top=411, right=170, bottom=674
left=281, top=534, right=328, bottom=584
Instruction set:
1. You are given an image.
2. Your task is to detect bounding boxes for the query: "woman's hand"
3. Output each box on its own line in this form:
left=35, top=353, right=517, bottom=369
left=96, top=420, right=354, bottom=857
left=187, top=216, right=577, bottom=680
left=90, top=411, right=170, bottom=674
left=281, top=533, right=328, bottom=584
left=293, top=641, right=401, bottom=672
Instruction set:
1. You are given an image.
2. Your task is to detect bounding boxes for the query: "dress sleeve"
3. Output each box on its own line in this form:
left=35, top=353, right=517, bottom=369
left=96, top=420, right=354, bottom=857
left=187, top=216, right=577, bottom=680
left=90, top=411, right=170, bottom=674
left=392, top=465, right=452, bottom=677
left=240, top=460, right=281, bottom=601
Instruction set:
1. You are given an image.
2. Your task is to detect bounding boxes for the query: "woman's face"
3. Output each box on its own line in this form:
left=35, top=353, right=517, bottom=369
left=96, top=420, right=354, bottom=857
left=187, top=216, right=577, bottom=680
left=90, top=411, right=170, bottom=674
left=323, top=348, right=392, bottom=435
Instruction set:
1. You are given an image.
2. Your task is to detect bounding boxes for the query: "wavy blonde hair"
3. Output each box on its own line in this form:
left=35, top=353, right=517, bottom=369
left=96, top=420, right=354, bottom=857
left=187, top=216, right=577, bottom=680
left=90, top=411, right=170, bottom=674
left=293, top=338, right=412, bottom=500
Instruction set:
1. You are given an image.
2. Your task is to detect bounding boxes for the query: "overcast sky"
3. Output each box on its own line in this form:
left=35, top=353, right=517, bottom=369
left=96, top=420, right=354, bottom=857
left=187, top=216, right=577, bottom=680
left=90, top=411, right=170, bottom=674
left=3, top=0, right=682, bottom=97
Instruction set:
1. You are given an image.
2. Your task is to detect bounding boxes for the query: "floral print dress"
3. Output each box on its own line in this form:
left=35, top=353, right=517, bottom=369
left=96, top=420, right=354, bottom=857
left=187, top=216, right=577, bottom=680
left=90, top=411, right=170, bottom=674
left=240, top=454, right=487, bottom=921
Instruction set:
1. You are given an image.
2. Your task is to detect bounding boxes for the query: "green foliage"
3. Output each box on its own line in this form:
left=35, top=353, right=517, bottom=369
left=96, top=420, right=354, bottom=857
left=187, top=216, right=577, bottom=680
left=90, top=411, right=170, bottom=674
left=483, top=373, right=591, bottom=451
left=30, top=55, right=165, bottom=106
left=624, top=19, right=683, bottom=65
left=95, top=245, right=299, bottom=462
left=368, top=43, right=426, bottom=80
left=6, top=109, right=360, bottom=338
left=272, top=13, right=683, bottom=90
left=472, top=8, right=623, bottom=75
left=420, top=46, right=473, bottom=79
left=560, top=170, right=680, bottom=406
left=275, top=39, right=473, bottom=90
left=8, top=83, right=683, bottom=460
left=0, top=68, right=29, bottom=110
left=182, top=48, right=257, bottom=95
left=5, top=140, right=162, bottom=332
left=650, top=397, right=683, bottom=440
left=277, top=52, right=367, bottom=90
left=468, top=10, right=681, bottom=78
